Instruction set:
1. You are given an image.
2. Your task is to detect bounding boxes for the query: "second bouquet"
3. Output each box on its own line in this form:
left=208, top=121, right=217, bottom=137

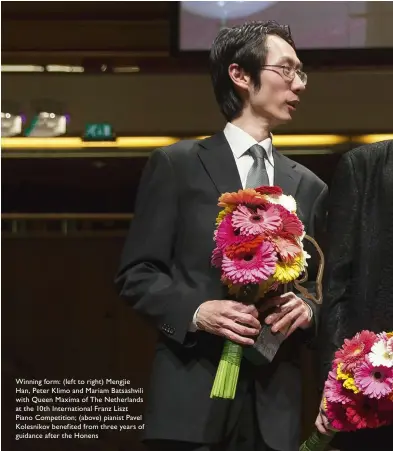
left=210, top=185, right=309, bottom=400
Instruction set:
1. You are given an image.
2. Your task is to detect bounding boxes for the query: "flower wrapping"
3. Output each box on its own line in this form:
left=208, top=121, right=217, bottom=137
left=210, top=186, right=309, bottom=400
left=300, top=330, right=393, bottom=450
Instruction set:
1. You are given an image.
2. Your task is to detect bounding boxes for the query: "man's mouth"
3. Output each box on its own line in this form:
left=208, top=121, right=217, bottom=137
left=286, top=100, right=299, bottom=111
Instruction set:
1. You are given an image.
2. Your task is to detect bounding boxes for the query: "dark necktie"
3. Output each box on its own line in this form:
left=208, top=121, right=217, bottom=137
left=245, top=144, right=270, bottom=188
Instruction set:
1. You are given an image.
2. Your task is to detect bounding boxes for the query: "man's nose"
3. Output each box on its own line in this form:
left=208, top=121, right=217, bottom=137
left=292, top=73, right=306, bottom=93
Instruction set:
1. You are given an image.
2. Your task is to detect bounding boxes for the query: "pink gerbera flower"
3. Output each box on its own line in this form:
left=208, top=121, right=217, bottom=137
left=270, top=235, right=302, bottom=262
left=334, top=330, right=377, bottom=372
left=232, top=205, right=281, bottom=236
left=271, top=204, right=304, bottom=236
left=215, top=214, right=255, bottom=250
left=211, top=246, right=223, bottom=268
left=355, top=361, right=393, bottom=399
left=221, top=240, right=277, bottom=285
left=325, top=370, right=354, bottom=404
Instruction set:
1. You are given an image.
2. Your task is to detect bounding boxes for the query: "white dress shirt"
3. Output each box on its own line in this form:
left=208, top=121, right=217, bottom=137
left=223, top=122, right=275, bottom=187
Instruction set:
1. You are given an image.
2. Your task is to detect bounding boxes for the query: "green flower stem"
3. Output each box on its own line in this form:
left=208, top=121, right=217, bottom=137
left=210, top=340, right=243, bottom=399
left=299, top=429, right=335, bottom=451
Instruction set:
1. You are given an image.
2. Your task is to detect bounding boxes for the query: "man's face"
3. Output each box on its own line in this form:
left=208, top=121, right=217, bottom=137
left=249, top=34, right=306, bottom=127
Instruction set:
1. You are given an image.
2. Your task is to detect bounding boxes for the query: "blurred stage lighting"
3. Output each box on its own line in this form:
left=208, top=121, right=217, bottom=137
left=1, top=112, right=25, bottom=137
left=25, top=112, right=69, bottom=137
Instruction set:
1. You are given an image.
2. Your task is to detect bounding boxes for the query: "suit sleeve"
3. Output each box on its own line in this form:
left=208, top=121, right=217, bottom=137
left=114, top=148, right=203, bottom=346
left=296, top=183, right=328, bottom=342
left=318, top=154, right=360, bottom=388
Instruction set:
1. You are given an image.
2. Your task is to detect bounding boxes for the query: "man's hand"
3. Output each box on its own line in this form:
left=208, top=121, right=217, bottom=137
left=315, top=397, right=332, bottom=435
left=259, top=292, right=312, bottom=337
left=196, top=300, right=261, bottom=346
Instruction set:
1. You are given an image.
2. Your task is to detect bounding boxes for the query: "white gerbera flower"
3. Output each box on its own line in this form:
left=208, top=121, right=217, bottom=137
left=387, top=337, right=393, bottom=354
left=267, top=194, right=297, bottom=213
left=302, top=250, right=311, bottom=268
left=369, top=339, right=393, bottom=368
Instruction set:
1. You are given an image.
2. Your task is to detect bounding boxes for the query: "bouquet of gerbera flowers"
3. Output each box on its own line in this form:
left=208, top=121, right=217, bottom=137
left=210, top=186, right=309, bottom=399
left=300, top=330, right=393, bottom=450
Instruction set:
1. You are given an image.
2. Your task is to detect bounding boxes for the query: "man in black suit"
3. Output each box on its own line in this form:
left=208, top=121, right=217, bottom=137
left=315, top=140, right=393, bottom=451
left=115, top=21, right=327, bottom=451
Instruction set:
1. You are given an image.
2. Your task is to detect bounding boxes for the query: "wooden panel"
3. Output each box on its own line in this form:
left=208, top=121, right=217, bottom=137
left=2, top=20, right=169, bottom=52
left=3, top=72, right=393, bottom=136
left=1, top=1, right=170, bottom=21
left=2, top=236, right=155, bottom=450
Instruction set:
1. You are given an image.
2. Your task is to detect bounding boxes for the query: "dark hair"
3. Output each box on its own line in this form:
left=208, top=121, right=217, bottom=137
left=209, top=21, right=295, bottom=121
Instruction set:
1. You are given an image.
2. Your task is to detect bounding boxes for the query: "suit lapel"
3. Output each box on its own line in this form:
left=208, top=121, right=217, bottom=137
left=273, top=147, right=302, bottom=198
left=196, top=135, right=302, bottom=198
left=197, top=132, right=242, bottom=195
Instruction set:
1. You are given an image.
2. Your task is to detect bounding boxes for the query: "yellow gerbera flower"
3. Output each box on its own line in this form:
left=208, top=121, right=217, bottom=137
left=343, top=377, right=360, bottom=394
left=336, top=363, right=350, bottom=381
left=257, top=277, right=275, bottom=298
left=216, top=205, right=235, bottom=225
left=273, top=257, right=302, bottom=284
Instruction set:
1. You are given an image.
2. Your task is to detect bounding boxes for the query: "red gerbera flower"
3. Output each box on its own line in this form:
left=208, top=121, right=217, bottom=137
left=334, top=330, right=377, bottom=373
left=345, top=396, right=384, bottom=430
left=325, top=399, right=356, bottom=432
left=225, top=236, right=264, bottom=259
left=377, top=397, right=393, bottom=424
left=377, top=396, right=393, bottom=413
left=255, top=186, right=283, bottom=196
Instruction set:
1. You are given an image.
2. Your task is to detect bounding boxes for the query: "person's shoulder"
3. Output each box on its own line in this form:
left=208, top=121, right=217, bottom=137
left=284, top=153, right=326, bottom=190
left=158, top=139, right=200, bottom=160
left=344, top=140, right=393, bottom=166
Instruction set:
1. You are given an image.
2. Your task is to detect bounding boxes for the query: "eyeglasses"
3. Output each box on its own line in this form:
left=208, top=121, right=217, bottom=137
left=261, top=65, right=307, bottom=86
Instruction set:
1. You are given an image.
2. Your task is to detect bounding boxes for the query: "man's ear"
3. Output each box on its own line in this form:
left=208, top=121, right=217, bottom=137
left=228, top=63, right=251, bottom=92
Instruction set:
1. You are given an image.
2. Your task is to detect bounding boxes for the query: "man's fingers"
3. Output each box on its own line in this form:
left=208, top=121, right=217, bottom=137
left=320, top=409, right=331, bottom=430
left=285, top=312, right=308, bottom=337
left=317, top=405, right=334, bottom=436
left=264, top=302, right=296, bottom=325
left=232, top=302, right=259, bottom=317
left=223, top=328, right=255, bottom=346
left=315, top=415, right=329, bottom=435
left=223, top=319, right=260, bottom=337
left=322, top=416, right=331, bottom=430
left=271, top=307, right=302, bottom=333
left=231, top=312, right=261, bottom=330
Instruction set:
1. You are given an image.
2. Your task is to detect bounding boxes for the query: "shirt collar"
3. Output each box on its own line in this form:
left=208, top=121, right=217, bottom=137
left=223, top=122, right=274, bottom=166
